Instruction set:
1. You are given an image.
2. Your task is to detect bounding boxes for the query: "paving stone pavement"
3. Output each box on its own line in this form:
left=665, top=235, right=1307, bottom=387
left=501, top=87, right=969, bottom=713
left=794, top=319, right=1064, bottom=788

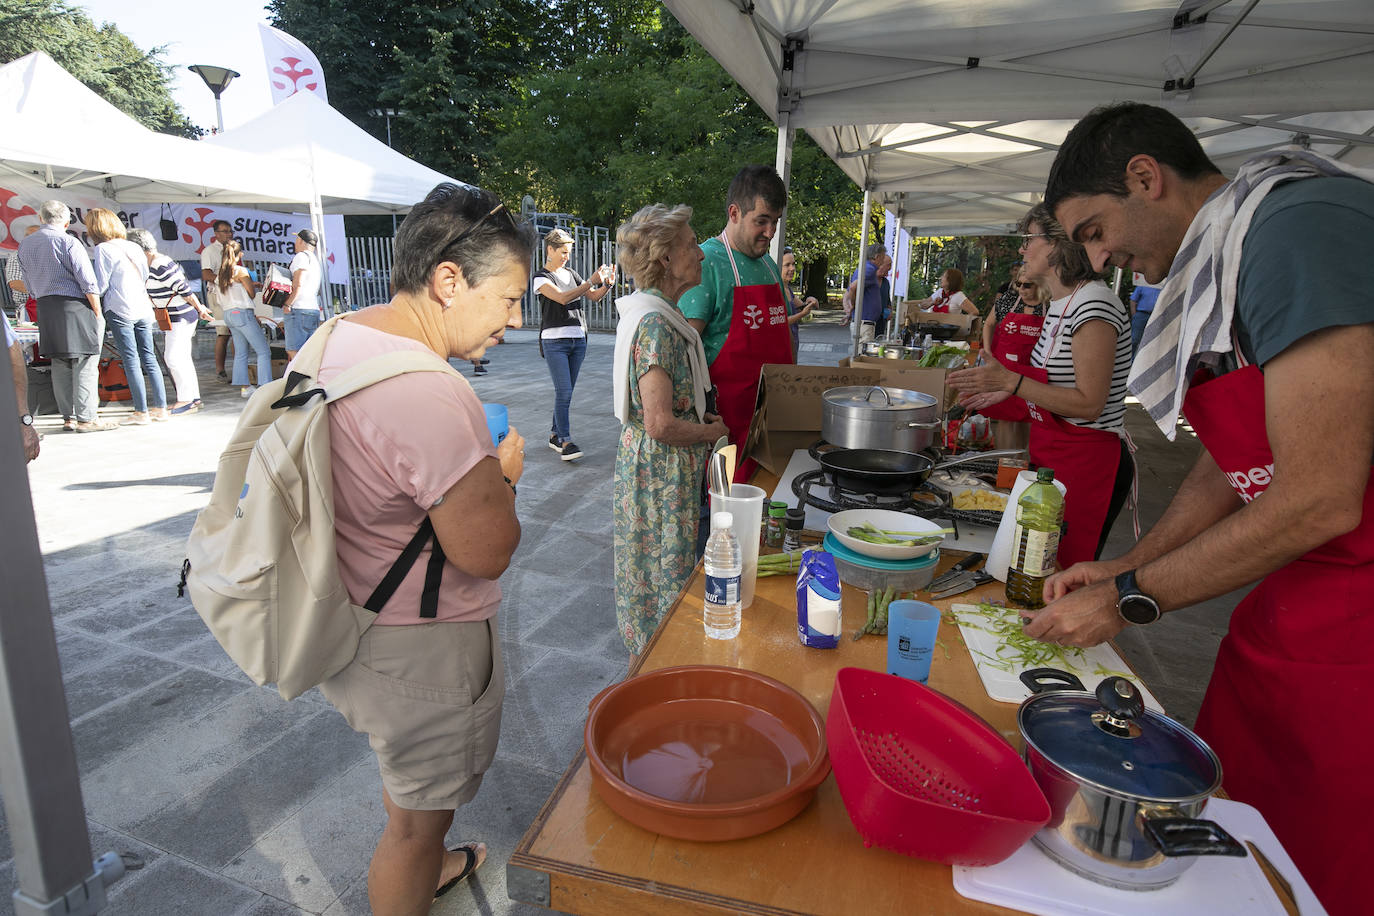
left=3, top=315, right=1233, bottom=914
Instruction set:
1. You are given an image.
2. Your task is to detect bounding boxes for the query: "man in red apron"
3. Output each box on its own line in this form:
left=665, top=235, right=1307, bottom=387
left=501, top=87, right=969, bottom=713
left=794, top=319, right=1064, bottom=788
left=680, top=165, right=794, bottom=482
left=1030, top=101, right=1374, bottom=915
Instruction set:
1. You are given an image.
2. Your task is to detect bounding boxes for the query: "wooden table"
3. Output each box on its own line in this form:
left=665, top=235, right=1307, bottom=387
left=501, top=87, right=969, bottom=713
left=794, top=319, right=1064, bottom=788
left=507, top=472, right=1032, bottom=915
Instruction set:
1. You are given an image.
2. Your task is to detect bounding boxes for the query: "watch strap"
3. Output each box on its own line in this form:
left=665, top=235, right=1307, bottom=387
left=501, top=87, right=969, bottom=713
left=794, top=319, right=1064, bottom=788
left=1115, top=568, right=1162, bottom=625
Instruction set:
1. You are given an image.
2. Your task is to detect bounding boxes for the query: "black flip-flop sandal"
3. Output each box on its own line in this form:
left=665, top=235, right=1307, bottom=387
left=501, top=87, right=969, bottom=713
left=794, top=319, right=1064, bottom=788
left=434, top=843, right=483, bottom=899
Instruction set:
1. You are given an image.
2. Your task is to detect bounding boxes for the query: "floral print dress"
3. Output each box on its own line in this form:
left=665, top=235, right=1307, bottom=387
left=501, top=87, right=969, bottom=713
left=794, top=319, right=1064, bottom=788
left=613, top=312, right=710, bottom=654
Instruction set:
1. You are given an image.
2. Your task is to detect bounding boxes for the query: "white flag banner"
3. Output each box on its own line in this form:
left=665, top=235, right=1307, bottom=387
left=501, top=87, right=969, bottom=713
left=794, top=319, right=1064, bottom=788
left=259, top=23, right=328, bottom=104
left=883, top=211, right=912, bottom=300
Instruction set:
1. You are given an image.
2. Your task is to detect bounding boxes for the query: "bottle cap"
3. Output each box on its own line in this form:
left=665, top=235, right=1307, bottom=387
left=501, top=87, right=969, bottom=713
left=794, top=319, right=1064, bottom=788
left=1037, top=467, right=1055, bottom=483
left=785, top=507, right=806, bottom=527
left=711, top=511, right=734, bottom=530
left=769, top=503, right=787, bottom=518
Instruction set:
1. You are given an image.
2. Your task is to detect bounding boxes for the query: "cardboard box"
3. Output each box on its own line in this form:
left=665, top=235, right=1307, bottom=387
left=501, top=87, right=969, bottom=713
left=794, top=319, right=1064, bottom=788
left=744, top=362, right=951, bottom=475
left=247, top=358, right=289, bottom=386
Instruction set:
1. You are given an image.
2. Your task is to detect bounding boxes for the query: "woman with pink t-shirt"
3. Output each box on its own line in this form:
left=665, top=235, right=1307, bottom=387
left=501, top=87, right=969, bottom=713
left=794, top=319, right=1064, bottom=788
left=313, top=183, right=534, bottom=913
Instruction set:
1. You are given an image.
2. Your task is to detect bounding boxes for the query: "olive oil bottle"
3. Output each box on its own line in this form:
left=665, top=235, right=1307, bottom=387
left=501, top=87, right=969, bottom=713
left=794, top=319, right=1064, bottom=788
left=1005, top=468, right=1063, bottom=609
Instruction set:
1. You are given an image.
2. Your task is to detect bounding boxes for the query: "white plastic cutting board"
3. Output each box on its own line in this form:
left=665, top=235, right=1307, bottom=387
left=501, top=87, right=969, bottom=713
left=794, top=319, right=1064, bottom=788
left=949, top=603, right=1164, bottom=712
left=953, top=798, right=1327, bottom=916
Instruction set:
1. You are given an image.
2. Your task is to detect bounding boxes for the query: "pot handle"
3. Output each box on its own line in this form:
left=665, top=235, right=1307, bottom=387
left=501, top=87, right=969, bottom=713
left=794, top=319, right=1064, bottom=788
left=1142, top=815, right=1248, bottom=858
left=1019, top=667, right=1086, bottom=694
left=904, top=420, right=943, bottom=430
left=863, top=385, right=893, bottom=406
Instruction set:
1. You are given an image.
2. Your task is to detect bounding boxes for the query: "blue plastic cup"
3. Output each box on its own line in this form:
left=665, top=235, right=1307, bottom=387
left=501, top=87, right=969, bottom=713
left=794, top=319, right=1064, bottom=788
left=886, top=600, right=941, bottom=684
left=483, top=403, right=508, bottom=447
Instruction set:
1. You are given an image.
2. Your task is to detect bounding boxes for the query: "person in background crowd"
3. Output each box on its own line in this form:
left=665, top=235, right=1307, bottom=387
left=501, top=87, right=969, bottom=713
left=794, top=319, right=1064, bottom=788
left=3, top=319, right=39, bottom=461
left=1036, top=101, right=1374, bottom=916
left=468, top=357, right=489, bottom=376
left=978, top=265, right=1049, bottom=450
left=87, top=208, right=168, bottom=426
left=283, top=228, right=323, bottom=359
left=1127, top=270, right=1160, bottom=356
left=19, top=201, right=112, bottom=432
left=914, top=267, right=980, bottom=317
left=315, top=182, right=530, bottom=914
left=779, top=246, right=816, bottom=360
left=948, top=203, right=1134, bottom=568
left=680, top=165, right=792, bottom=482
left=534, top=227, right=613, bottom=461
left=129, top=229, right=211, bottom=414
left=201, top=219, right=234, bottom=382
left=612, top=203, right=727, bottom=663
left=843, top=243, right=888, bottom=342
left=877, top=252, right=893, bottom=331
left=218, top=239, right=273, bottom=398
left=6, top=225, right=40, bottom=316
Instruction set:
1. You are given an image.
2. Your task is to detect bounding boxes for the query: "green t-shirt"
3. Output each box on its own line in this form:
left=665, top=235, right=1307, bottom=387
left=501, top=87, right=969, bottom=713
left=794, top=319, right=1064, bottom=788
left=1236, top=176, right=1374, bottom=366
left=678, top=237, right=787, bottom=363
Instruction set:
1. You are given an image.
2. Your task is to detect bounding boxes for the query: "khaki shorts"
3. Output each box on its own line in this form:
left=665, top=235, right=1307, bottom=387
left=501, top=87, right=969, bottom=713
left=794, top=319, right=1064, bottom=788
left=321, top=617, right=504, bottom=811
left=206, top=291, right=231, bottom=336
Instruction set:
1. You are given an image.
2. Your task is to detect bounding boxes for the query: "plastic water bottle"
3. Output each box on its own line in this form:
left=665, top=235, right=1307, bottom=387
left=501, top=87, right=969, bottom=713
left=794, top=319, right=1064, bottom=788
left=703, top=512, right=743, bottom=640
left=1005, top=468, right=1065, bottom=609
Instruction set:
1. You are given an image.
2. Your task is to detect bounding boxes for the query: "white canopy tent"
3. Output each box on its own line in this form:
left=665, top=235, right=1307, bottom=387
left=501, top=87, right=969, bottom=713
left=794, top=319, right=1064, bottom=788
left=0, top=52, right=311, bottom=208
left=662, top=0, right=1374, bottom=236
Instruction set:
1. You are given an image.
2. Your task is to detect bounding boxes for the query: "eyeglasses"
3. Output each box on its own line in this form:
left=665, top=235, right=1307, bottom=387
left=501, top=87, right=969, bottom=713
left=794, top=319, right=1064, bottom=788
left=1015, top=282, right=1036, bottom=289
left=443, top=202, right=517, bottom=252
left=1017, top=233, right=1048, bottom=247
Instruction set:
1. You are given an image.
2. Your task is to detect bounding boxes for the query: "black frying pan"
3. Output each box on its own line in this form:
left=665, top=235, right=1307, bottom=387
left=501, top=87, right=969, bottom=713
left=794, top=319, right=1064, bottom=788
left=819, top=448, right=1028, bottom=495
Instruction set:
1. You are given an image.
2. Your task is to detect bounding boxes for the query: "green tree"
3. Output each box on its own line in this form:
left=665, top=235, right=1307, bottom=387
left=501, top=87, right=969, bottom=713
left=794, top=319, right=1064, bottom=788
left=0, top=0, right=196, bottom=136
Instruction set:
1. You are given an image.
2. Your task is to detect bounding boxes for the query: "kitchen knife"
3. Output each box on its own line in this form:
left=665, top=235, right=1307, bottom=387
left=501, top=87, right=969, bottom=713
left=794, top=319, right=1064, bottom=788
left=1246, top=842, right=1300, bottom=916
left=928, top=553, right=986, bottom=591
left=929, top=569, right=995, bottom=600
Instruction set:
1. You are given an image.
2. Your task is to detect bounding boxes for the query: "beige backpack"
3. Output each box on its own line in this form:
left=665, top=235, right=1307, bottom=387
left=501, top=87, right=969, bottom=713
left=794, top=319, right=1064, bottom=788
left=181, top=316, right=461, bottom=699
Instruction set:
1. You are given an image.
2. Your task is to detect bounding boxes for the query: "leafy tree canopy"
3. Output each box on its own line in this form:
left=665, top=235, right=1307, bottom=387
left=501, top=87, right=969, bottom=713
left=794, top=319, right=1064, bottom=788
left=0, top=0, right=196, bottom=136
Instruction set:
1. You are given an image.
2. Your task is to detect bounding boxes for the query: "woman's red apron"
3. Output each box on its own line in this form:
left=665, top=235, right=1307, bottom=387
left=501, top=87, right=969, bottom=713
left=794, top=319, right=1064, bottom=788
left=977, top=310, right=1043, bottom=423
left=1185, top=358, right=1374, bottom=916
left=710, top=233, right=793, bottom=482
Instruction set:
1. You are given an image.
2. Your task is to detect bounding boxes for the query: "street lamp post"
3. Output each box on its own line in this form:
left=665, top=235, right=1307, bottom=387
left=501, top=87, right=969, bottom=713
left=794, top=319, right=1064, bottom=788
left=369, top=108, right=402, bottom=234
left=188, top=65, right=241, bottom=133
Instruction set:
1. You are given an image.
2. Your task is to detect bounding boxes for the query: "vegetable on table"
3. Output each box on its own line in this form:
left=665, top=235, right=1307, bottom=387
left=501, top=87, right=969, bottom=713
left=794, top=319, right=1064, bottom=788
left=944, top=602, right=1131, bottom=677
left=845, top=521, right=952, bottom=546
left=756, top=552, right=804, bottom=578
left=853, top=586, right=909, bottom=640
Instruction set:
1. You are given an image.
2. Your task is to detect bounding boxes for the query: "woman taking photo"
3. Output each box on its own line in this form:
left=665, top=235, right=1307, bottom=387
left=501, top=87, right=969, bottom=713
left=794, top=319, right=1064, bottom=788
left=949, top=204, right=1133, bottom=568
left=87, top=208, right=168, bottom=425
left=535, top=227, right=613, bottom=461
left=218, top=240, right=274, bottom=398
left=316, top=183, right=532, bottom=913
left=612, top=204, right=727, bottom=662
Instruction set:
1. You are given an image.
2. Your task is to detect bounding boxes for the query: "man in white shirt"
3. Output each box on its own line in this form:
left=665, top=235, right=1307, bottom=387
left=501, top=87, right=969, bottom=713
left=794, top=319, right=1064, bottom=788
left=283, top=228, right=323, bottom=359
left=200, top=220, right=233, bottom=381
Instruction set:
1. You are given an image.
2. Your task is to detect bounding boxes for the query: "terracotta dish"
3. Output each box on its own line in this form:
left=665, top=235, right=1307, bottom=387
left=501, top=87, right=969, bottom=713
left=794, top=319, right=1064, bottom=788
left=585, top=665, right=831, bottom=841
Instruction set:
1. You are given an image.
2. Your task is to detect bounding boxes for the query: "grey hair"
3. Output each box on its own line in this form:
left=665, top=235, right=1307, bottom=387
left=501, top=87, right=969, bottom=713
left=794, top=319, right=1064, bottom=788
left=865, top=243, right=886, bottom=261
left=127, top=228, right=158, bottom=253
left=39, top=200, right=70, bottom=226
left=616, top=204, right=693, bottom=292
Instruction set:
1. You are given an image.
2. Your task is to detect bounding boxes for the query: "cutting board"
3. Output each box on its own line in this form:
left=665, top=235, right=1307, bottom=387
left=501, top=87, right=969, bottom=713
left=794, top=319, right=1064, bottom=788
left=949, top=603, right=1164, bottom=712
left=953, top=798, right=1327, bottom=916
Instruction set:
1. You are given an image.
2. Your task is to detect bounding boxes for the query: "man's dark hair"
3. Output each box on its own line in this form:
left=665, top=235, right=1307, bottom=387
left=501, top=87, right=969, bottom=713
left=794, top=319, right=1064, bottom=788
left=726, top=165, right=787, bottom=218
left=1044, top=102, right=1222, bottom=211
left=392, top=183, right=536, bottom=294
left=211, top=219, right=232, bottom=232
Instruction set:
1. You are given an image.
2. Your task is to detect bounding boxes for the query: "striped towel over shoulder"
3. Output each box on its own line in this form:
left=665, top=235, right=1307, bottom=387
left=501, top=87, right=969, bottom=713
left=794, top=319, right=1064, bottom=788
left=1129, top=147, right=1374, bottom=439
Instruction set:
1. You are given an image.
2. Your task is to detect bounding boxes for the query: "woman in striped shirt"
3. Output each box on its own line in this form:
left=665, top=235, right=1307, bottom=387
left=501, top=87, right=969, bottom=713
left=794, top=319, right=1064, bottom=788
left=128, top=230, right=212, bottom=414
left=949, top=203, right=1134, bottom=567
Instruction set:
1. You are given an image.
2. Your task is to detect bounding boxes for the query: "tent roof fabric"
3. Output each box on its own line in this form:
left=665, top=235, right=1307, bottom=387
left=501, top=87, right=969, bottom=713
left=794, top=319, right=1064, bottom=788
left=0, top=52, right=310, bottom=206
left=663, top=0, right=1374, bottom=234
left=207, top=93, right=469, bottom=215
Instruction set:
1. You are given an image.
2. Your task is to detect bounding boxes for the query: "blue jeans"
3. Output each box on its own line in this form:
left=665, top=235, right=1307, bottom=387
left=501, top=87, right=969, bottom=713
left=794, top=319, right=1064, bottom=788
left=105, top=312, right=166, bottom=413
left=544, top=336, right=587, bottom=442
left=1130, top=309, right=1151, bottom=357
left=225, top=308, right=273, bottom=387
left=284, top=308, right=322, bottom=351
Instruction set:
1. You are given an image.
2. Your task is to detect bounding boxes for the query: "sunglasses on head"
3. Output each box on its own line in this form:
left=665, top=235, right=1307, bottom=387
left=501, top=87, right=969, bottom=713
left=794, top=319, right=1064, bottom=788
left=444, top=201, right=517, bottom=252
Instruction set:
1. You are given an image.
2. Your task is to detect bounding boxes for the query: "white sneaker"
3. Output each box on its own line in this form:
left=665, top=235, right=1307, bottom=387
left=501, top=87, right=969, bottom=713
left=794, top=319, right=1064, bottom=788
left=241, top=385, right=257, bottom=399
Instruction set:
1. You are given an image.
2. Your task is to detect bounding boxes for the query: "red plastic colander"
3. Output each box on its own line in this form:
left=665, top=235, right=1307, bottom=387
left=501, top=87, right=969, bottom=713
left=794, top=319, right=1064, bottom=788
left=827, top=667, right=1050, bottom=866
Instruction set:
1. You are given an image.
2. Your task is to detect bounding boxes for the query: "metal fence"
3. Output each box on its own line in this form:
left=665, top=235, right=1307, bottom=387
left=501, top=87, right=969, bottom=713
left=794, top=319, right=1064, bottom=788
left=344, top=216, right=627, bottom=330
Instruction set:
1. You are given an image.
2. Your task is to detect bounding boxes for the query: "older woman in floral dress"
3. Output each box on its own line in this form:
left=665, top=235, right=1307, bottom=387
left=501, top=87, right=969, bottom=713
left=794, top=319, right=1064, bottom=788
left=612, top=204, right=727, bottom=662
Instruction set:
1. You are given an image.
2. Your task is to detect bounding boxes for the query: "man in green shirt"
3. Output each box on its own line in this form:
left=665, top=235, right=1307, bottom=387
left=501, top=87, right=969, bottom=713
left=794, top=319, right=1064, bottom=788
left=679, top=166, right=794, bottom=480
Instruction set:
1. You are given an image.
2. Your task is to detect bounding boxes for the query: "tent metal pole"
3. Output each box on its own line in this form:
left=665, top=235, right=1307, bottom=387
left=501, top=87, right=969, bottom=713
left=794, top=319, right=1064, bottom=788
left=851, top=189, right=872, bottom=358
left=772, top=109, right=794, bottom=262
left=0, top=348, right=124, bottom=915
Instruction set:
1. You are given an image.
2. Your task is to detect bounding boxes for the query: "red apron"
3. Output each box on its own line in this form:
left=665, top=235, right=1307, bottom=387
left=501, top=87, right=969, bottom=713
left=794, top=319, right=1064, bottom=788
left=1185, top=357, right=1374, bottom=916
left=977, top=310, right=1044, bottom=423
left=709, top=233, right=793, bottom=482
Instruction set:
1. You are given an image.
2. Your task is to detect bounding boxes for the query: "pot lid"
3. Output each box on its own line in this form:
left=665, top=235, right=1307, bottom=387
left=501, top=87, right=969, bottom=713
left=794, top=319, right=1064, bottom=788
left=823, top=386, right=937, bottom=411
left=1019, top=676, right=1221, bottom=801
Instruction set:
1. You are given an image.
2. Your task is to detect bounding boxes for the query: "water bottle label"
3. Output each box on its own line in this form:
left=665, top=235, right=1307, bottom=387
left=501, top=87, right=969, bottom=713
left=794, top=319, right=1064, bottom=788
left=704, top=573, right=740, bottom=606
left=1012, top=523, right=1058, bottom=576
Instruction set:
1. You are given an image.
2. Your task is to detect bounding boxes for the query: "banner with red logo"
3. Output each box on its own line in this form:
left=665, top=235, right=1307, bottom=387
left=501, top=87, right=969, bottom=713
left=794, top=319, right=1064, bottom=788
left=259, top=23, right=328, bottom=105
left=0, top=180, right=348, bottom=285
left=883, top=210, right=912, bottom=300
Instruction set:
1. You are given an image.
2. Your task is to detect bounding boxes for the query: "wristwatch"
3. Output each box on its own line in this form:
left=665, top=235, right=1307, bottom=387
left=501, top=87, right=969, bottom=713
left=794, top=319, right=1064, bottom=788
left=19, top=413, right=33, bottom=427
left=1115, top=569, right=1162, bottom=625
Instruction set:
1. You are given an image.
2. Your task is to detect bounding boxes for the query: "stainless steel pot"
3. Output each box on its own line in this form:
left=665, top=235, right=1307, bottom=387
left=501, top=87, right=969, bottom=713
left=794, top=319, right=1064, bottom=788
left=822, top=386, right=941, bottom=453
left=1016, top=669, right=1246, bottom=891
left=860, top=341, right=923, bottom=361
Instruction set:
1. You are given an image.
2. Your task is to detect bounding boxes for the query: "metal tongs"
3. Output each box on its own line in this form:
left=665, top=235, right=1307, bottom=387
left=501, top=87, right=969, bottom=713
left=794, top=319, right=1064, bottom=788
left=927, top=553, right=993, bottom=599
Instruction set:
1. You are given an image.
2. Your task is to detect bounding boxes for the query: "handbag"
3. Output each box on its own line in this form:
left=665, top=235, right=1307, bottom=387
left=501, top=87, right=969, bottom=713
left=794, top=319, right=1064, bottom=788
left=119, top=245, right=170, bottom=330
left=262, top=263, right=292, bottom=308
left=160, top=204, right=178, bottom=242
